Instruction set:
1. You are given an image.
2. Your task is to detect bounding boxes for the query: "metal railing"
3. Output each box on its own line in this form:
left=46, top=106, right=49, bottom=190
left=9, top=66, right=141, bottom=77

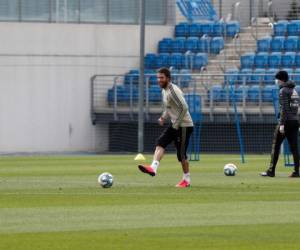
left=91, top=73, right=300, bottom=123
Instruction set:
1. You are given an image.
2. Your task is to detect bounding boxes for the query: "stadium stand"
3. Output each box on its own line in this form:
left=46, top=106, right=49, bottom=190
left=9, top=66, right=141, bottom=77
left=209, top=19, right=300, bottom=105
left=107, top=18, right=240, bottom=105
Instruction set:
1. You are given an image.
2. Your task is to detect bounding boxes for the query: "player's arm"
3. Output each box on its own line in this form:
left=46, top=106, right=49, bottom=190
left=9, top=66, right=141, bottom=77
left=161, top=109, right=169, bottom=120
left=170, top=85, right=188, bottom=130
left=279, top=88, right=289, bottom=126
left=158, top=110, right=168, bottom=126
left=159, top=92, right=169, bottom=126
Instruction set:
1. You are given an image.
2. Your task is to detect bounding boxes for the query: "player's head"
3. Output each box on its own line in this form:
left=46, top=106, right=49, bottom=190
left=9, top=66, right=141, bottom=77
left=275, top=70, right=289, bottom=84
left=157, top=68, right=171, bottom=88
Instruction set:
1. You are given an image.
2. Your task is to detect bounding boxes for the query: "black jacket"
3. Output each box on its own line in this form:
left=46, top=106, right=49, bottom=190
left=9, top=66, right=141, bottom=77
left=279, top=81, right=299, bottom=125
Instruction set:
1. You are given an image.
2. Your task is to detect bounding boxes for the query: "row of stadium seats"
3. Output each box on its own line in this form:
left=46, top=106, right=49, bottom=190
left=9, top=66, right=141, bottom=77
left=240, top=52, right=300, bottom=69
left=273, top=20, right=300, bottom=36
left=145, top=53, right=208, bottom=70
left=158, top=37, right=224, bottom=54
left=224, top=68, right=300, bottom=85
left=175, top=21, right=240, bottom=38
left=209, top=84, right=299, bottom=103
left=123, top=69, right=192, bottom=88
left=107, top=20, right=242, bottom=105
left=257, top=36, right=300, bottom=52
left=107, top=72, right=193, bottom=105
left=107, top=85, right=162, bottom=104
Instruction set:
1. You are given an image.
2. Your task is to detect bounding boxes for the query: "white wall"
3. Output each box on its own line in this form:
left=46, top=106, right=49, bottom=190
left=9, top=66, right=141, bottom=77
left=0, top=22, right=173, bottom=153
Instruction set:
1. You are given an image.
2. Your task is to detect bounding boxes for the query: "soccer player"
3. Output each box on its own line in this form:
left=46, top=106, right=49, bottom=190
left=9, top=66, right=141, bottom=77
left=138, top=68, right=194, bottom=188
left=261, top=70, right=300, bottom=178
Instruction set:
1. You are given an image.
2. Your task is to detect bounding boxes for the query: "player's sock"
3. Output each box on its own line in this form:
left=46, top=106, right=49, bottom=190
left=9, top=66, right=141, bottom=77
left=150, top=160, right=159, bottom=173
left=183, top=172, right=191, bottom=183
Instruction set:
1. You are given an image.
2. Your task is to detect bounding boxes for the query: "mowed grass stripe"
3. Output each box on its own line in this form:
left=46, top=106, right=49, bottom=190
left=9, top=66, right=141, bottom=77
left=1, top=224, right=300, bottom=250
left=1, top=201, right=300, bottom=234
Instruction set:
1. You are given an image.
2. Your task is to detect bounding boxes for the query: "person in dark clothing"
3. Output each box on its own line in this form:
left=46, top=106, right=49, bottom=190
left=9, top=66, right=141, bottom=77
left=261, top=70, right=300, bottom=178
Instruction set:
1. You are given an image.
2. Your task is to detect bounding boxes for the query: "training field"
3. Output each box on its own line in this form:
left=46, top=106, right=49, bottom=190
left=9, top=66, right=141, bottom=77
left=0, top=154, right=300, bottom=250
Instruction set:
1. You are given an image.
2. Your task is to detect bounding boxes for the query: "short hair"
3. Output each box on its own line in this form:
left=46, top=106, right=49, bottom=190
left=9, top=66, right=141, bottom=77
left=275, top=70, right=289, bottom=82
left=157, top=67, right=171, bottom=79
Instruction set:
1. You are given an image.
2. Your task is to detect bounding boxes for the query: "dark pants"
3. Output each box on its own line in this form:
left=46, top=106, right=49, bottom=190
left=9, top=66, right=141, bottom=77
left=269, top=120, right=299, bottom=173
left=157, top=125, right=193, bottom=162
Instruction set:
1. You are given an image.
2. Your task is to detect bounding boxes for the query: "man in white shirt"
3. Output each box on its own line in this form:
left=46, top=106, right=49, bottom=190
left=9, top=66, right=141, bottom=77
left=138, top=68, right=194, bottom=188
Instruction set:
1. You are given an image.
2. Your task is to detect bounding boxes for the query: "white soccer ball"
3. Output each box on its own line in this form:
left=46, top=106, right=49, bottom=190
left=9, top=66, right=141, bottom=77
left=98, top=172, right=114, bottom=188
left=224, top=163, right=237, bottom=176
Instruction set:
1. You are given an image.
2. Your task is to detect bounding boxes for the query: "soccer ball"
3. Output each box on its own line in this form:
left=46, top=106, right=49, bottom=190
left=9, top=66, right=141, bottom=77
left=98, top=172, right=114, bottom=188
left=224, top=163, right=237, bottom=176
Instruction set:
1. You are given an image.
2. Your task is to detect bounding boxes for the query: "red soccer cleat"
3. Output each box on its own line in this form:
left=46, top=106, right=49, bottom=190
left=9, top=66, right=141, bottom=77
left=138, top=165, right=156, bottom=177
left=175, top=179, right=190, bottom=188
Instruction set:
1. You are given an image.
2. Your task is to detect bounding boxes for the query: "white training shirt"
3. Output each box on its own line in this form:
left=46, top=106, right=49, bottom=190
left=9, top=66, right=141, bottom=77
left=161, top=83, right=194, bottom=129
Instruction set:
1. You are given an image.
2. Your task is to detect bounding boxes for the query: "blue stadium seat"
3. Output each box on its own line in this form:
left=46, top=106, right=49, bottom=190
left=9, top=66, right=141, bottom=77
left=295, top=53, right=300, bottom=68
left=257, top=37, right=271, bottom=52
left=185, top=94, right=201, bottom=121
left=181, top=52, right=195, bottom=69
left=185, top=37, right=199, bottom=53
left=263, top=85, right=278, bottom=102
left=255, top=52, right=269, bottom=68
left=175, top=22, right=189, bottom=37
left=282, top=52, right=296, bottom=68
left=219, top=87, right=229, bottom=101
left=210, top=85, right=223, bottom=102
left=148, top=86, right=162, bottom=103
left=232, top=86, right=248, bottom=102
left=296, top=85, right=300, bottom=94
left=124, top=70, right=139, bottom=86
left=251, top=68, right=265, bottom=85
left=171, top=37, right=186, bottom=53
left=212, top=22, right=224, bottom=37
left=241, top=52, right=255, bottom=69
left=156, top=53, right=170, bottom=68
left=284, top=36, right=299, bottom=52
left=145, top=53, right=157, bottom=69
left=293, top=68, right=300, bottom=85
left=268, top=52, right=282, bottom=68
left=247, top=85, right=260, bottom=102
left=171, top=69, right=179, bottom=83
left=145, top=70, right=157, bottom=86
left=189, top=23, right=201, bottom=37
left=271, top=36, right=285, bottom=52
left=178, top=69, right=191, bottom=88
left=238, top=69, right=252, bottom=84
left=158, top=38, right=173, bottom=53
left=198, top=36, right=211, bottom=53
left=264, top=68, right=277, bottom=85
left=201, top=21, right=214, bottom=36
left=107, top=86, right=130, bottom=104
left=210, top=37, right=224, bottom=54
left=169, top=53, right=184, bottom=69
left=287, top=20, right=300, bottom=36
left=131, top=87, right=139, bottom=103
left=224, top=68, right=239, bottom=84
left=273, top=20, right=288, bottom=36
left=107, top=88, right=114, bottom=104
left=193, top=53, right=208, bottom=69
left=226, top=21, right=240, bottom=37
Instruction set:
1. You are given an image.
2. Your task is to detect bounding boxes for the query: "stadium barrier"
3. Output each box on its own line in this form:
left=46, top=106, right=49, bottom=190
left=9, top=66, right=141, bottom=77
left=91, top=72, right=300, bottom=155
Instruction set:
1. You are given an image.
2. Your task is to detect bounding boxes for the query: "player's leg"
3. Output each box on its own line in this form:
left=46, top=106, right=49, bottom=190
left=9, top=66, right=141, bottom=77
left=285, top=121, right=300, bottom=177
left=175, top=127, right=193, bottom=187
left=138, top=125, right=175, bottom=176
left=150, top=145, right=165, bottom=172
left=261, top=124, right=285, bottom=177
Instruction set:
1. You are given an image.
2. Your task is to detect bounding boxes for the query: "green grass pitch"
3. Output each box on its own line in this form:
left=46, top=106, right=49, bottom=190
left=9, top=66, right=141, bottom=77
left=1, top=154, right=300, bottom=250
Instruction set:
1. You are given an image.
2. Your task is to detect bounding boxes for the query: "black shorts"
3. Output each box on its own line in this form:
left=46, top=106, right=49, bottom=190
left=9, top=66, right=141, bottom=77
left=156, top=125, right=193, bottom=162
